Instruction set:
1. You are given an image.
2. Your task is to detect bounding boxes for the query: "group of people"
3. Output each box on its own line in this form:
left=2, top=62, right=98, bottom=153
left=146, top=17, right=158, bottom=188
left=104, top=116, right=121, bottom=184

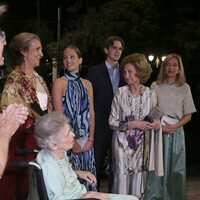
left=0, top=4, right=197, bottom=200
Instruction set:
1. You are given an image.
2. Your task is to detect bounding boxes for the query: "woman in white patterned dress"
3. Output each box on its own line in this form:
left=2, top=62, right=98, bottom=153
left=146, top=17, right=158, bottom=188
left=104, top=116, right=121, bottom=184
left=109, top=53, right=163, bottom=199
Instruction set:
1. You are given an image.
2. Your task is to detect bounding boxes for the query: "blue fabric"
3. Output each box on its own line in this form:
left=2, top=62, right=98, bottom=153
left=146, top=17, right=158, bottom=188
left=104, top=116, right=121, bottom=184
left=63, top=71, right=97, bottom=191
left=106, top=61, right=120, bottom=93
left=63, top=71, right=90, bottom=138
left=144, top=127, right=186, bottom=200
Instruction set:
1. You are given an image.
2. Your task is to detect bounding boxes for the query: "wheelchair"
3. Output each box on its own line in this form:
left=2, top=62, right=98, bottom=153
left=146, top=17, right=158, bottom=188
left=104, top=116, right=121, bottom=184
left=7, top=149, right=99, bottom=200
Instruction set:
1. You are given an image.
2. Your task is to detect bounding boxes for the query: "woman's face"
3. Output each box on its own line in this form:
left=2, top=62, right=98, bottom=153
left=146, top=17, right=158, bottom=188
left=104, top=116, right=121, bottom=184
left=165, top=58, right=180, bottom=79
left=123, top=63, right=140, bottom=85
left=55, top=123, right=75, bottom=152
left=63, top=48, right=82, bottom=73
left=22, top=39, right=43, bottom=68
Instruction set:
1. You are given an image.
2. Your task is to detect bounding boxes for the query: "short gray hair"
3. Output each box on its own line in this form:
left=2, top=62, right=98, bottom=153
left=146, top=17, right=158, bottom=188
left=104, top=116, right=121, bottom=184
left=34, top=112, right=70, bottom=149
left=121, top=53, right=152, bottom=83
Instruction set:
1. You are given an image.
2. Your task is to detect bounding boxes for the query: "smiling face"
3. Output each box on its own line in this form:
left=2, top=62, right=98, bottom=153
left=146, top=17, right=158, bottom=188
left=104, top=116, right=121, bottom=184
left=165, top=57, right=180, bottom=80
left=123, top=63, right=140, bottom=85
left=63, top=47, right=82, bottom=73
left=21, top=38, right=43, bottom=68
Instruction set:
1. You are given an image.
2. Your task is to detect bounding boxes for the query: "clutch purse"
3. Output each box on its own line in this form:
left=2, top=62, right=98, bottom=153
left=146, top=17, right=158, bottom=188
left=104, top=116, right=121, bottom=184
left=76, top=137, right=88, bottom=149
left=161, top=115, right=179, bottom=125
left=144, top=106, right=163, bottom=123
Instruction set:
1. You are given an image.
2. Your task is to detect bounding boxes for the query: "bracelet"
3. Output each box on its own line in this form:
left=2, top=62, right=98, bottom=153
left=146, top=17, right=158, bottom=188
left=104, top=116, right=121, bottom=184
left=120, top=122, right=128, bottom=131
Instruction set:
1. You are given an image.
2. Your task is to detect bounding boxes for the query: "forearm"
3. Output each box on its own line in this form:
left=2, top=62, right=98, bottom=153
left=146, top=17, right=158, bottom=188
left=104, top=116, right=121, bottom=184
left=176, top=114, right=191, bottom=128
left=89, top=113, right=95, bottom=142
left=0, top=134, right=11, bottom=178
left=74, top=170, right=83, bottom=178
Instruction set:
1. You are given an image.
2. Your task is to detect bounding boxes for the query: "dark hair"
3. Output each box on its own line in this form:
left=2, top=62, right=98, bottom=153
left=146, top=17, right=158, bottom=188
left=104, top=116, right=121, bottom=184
left=104, top=36, right=125, bottom=49
left=63, top=45, right=82, bottom=58
left=121, top=53, right=152, bottom=83
left=9, top=32, right=40, bottom=66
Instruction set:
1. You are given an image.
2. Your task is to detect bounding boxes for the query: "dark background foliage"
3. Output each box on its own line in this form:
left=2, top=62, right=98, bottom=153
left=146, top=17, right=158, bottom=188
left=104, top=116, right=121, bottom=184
left=1, top=0, right=200, bottom=165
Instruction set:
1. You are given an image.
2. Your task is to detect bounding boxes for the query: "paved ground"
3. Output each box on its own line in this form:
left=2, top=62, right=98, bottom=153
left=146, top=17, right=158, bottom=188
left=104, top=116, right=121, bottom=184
left=100, top=164, right=200, bottom=200
left=187, top=176, right=200, bottom=200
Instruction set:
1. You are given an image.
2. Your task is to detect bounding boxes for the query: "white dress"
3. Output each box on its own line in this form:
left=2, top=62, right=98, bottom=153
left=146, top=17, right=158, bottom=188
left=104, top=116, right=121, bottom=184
left=109, top=85, right=163, bottom=199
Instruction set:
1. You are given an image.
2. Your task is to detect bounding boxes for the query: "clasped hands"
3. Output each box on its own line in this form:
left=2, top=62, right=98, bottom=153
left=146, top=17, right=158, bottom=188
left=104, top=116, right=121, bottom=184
left=162, top=122, right=177, bottom=135
left=128, top=119, right=160, bottom=131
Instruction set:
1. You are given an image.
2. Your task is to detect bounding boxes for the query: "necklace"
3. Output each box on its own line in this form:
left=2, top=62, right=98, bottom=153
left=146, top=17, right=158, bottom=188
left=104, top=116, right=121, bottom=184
left=128, top=86, right=144, bottom=119
left=52, top=154, right=77, bottom=189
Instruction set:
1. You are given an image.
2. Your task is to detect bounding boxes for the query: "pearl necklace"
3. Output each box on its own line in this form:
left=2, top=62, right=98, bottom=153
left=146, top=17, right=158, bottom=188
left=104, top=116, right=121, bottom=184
left=128, top=85, right=144, bottom=119
left=55, top=156, right=77, bottom=189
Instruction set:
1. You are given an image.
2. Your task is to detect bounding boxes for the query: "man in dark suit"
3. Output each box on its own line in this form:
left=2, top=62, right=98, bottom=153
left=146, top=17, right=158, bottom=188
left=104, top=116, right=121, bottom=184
left=87, top=36, right=125, bottom=192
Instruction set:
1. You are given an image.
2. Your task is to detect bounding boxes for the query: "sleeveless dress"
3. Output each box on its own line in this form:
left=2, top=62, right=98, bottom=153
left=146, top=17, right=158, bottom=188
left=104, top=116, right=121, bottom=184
left=62, top=71, right=96, bottom=191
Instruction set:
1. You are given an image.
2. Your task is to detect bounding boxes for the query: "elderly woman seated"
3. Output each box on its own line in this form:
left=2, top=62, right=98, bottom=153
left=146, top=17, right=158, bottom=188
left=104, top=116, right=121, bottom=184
left=34, top=112, right=138, bottom=200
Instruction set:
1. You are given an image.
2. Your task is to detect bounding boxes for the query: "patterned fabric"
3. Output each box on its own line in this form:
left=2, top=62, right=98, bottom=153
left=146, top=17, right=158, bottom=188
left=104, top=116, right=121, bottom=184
left=0, top=66, right=52, bottom=200
left=63, top=71, right=89, bottom=138
left=1, top=66, right=52, bottom=118
left=109, top=85, right=163, bottom=199
left=63, top=71, right=97, bottom=191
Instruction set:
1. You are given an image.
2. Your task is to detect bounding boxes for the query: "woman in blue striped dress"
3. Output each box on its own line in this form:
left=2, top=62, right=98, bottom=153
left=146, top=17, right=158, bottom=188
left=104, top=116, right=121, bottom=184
left=52, top=45, right=96, bottom=191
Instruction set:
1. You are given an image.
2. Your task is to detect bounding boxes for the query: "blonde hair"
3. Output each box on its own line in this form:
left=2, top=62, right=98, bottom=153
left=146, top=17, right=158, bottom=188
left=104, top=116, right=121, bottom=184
left=9, top=32, right=40, bottom=65
left=157, top=53, right=186, bottom=86
left=121, top=53, right=152, bottom=83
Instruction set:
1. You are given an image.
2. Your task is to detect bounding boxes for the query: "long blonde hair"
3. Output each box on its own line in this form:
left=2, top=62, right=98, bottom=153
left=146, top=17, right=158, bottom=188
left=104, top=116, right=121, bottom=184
left=157, top=53, right=186, bottom=86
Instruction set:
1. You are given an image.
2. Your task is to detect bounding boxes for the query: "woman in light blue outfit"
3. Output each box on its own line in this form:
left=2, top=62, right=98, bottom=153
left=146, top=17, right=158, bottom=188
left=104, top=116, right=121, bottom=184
left=52, top=45, right=96, bottom=191
left=34, top=112, right=138, bottom=200
left=145, top=54, right=196, bottom=200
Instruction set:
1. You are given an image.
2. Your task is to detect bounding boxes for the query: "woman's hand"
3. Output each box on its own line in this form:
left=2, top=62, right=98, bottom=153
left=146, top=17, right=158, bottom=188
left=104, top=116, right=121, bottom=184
left=82, top=140, right=93, bottom=152
left=83, top=191, right=108, bottom=200
left=75, top=170, right=97, bottom=185
left=162, top=122, right=177, bottom=135
left=150, top=119, right=160, bottom=131
left=128, top=119, right=161, bottom=132
left=0, top=104, right=28, bottom=137
left=71, top=140, right=82, bottom=153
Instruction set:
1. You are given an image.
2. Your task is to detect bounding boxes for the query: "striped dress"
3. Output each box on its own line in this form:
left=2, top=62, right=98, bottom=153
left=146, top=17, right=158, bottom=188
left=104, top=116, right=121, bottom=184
left=62, top=71, right=96, bottom=191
